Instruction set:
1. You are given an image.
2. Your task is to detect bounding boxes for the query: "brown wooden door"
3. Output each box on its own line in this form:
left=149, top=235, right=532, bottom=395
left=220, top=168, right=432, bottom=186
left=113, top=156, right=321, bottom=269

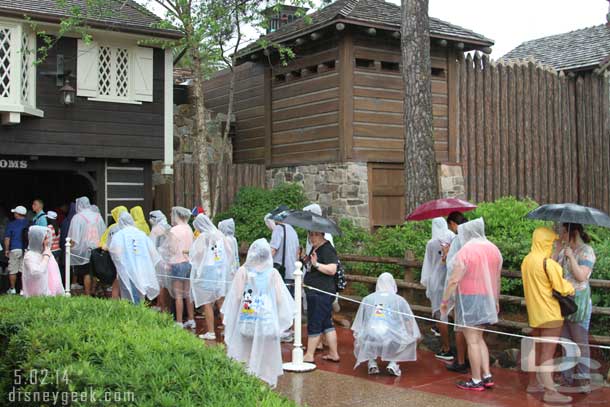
left=368, top=163, right=405, bottom=228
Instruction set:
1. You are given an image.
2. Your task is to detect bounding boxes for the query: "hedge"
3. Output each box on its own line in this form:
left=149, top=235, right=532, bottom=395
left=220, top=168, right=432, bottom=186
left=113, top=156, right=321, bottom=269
left=0, top=296, right=294, bottom=407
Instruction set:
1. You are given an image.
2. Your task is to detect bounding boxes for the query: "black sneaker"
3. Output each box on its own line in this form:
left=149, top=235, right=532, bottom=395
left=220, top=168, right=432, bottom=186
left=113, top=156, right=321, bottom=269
left=456, top=379, right=485, bottom=392
left=446, top=361, right=469, bottom=374
left=435, top=350, right=454, bottom=361
left=482, top=375, right=495, bottom=388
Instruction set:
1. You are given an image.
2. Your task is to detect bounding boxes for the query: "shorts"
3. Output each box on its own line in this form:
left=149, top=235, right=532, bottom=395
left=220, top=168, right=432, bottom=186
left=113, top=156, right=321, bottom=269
left=285, top=279, right=295, bottom=298
left=73, top=263, right=92, bottom=277
left=7, top=250, right=24, bottom=275
left=455, top=294, right=497, bottom=328
left=306, top=291, right=335, bottom=337
left=170, top=262, right=191, bottom=279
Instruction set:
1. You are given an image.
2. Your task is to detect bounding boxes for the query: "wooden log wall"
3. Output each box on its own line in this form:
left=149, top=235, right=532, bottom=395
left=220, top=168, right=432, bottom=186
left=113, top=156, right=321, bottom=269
left=270, top=47, right=341, bottom=166
left=173, top=161, right=266, bottom=214
left=351, top=34, right=453, bottom=163
left=458, top=54, right=610, bottom=213
left=203, top=63, right=266, bottom=164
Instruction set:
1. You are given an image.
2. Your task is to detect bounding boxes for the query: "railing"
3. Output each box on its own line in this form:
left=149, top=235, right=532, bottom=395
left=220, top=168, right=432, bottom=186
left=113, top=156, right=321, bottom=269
left=338, top=252, right=610, bottom=346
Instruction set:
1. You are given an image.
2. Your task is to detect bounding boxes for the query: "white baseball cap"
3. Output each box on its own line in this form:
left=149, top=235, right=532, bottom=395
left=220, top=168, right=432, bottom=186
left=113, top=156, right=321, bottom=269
left=47, top=210, right=58, bottom=220
left=11, top=206, right=27, bottom=216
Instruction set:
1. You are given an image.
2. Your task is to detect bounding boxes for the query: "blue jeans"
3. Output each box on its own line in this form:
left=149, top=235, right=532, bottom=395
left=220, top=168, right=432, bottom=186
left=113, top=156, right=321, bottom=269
left=561, top=299, right=592, bottom=382
left=119, top=278, right=141, bottom=305
left=306, top=291, right=334, bottom=337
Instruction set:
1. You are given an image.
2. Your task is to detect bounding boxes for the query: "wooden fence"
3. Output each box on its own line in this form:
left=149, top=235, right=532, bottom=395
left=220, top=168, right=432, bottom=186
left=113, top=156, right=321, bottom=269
left=457, top=54, right=610, bottom=213
left=338, top=253, right=610, bottom=345
left=173, top=161, right=267, bottom=213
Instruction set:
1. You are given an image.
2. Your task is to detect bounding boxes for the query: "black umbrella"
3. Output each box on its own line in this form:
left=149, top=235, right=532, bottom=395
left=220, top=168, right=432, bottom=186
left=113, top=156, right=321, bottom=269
left=526, top=203, right=610, bottom=228
left=281, top=210, right=342, bottom=236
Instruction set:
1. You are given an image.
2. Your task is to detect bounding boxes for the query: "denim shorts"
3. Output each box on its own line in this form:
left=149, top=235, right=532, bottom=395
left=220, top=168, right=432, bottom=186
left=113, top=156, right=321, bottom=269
left=306, top=291, right=335, bottom=336
left=170, top=262, right=191, bottom=279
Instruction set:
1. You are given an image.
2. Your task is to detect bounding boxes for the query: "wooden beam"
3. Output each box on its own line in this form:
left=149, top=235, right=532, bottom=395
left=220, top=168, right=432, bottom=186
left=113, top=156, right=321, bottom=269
left=339, top=30, right=354, bottom=161
left=447, top=48, right=459, bottom=162
left=263, top=67, right=272, bottom=167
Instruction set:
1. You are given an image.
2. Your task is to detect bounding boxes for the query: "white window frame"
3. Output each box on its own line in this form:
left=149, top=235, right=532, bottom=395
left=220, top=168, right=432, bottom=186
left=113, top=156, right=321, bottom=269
left=77, top=38, right=154, bottom=105
left=0, top=18, right=43, bottom=125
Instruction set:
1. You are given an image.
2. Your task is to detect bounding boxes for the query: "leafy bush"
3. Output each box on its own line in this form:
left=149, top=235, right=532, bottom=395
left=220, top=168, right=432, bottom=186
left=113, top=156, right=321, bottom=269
left=0, top=296, right=294, bottom=407
left=214, top=183, right=309, bottom=244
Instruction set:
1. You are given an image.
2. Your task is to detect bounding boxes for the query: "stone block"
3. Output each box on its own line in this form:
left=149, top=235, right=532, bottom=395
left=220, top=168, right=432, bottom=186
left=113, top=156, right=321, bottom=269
left=294, top=173, right=304, bottom=182
left=347, top=199, right=364, bottom=206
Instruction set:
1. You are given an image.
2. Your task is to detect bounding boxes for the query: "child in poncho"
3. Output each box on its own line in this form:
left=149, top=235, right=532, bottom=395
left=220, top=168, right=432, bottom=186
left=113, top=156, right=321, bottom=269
left=352, top=272, right=421, bottom=377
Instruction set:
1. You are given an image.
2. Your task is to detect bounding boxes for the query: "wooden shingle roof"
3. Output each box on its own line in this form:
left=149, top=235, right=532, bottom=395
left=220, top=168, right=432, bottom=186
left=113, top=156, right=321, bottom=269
left=501, top=24, right=610, bottom=72
left=0, top=0, right=181, bottom=39
left=239, top=0, right=493, bottom=57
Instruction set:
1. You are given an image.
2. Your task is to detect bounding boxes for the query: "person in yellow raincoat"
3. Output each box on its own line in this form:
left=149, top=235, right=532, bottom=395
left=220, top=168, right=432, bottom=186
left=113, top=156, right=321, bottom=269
left=99, top=205, right=128, bottom=299
left=521, top=226, right=575, bottom=404
left=130, top=206, right=151, bottom=235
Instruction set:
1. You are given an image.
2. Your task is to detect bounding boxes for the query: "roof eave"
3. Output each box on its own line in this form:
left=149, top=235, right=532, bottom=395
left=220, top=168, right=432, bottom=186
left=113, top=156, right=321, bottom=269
left=237, top=17, right=493, bottom=61
left=0, top=8, right=183, bottom=40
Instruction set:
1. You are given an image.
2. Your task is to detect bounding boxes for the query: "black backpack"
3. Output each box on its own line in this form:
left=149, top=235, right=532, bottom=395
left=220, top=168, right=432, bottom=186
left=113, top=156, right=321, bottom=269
left=20, top=220, right=34, bottom=249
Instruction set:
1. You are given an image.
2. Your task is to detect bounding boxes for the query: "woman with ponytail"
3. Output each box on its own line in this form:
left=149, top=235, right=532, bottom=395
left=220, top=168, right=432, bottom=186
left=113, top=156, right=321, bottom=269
left=553, top=223, right=595, bottom=393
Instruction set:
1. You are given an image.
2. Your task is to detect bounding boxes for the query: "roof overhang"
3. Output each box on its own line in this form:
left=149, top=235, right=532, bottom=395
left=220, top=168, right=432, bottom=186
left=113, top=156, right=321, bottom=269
left=237, top=17, right=493, bottom=63
left=0, top=7, right=183, bottom=40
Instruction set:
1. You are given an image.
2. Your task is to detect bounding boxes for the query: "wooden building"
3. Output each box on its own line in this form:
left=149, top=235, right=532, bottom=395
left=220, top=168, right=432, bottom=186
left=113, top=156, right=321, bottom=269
left=203, top=0, right=493, bottom=228
left=0, top=0, right=179, bottom=220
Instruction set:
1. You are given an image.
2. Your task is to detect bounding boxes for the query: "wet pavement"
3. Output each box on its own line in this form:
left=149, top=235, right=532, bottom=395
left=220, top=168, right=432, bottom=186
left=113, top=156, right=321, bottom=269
left=272, top=326, right=610, bottom=407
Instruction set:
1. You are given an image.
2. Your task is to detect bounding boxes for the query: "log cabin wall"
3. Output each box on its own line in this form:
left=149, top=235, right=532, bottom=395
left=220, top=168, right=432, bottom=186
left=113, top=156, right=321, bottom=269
left=203, top=62, right=266, bottom=164
left=270, top=36, right=341, bottom=167
left=349, top=31, right=456, bottom=164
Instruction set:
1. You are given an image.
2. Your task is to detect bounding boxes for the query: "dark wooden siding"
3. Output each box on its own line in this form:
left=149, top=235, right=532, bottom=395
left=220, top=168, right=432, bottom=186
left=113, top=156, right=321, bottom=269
left=350, top=34, right=452, bottom=163
left=203, top=62, right=266, bottom=164
left=0, top=37, right=165, bottom=160
left=271, top=47, right=340, bottom=166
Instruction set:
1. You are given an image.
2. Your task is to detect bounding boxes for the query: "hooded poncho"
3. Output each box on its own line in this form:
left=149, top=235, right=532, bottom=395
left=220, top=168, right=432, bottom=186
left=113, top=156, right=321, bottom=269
left=148, top=210, right=172, bottom=289
left=109, top=212, right=160, bottom=303
left=351, top=273, right=420, bottom=368
left=130, top=206, right=151, bottom=235
left=443, top=218, right=503, bottom=328
left=221, top=239, right=295, bottom=387
left=22, top=226, right=64, bottom=297
left=421, top=218, right=455, bottom=315
left=189, top=214, right=233, bottom=307
left=99, top=206, right=128, bottom=248
left=219, top=218, right=240, bottom=281
left=522, top=227, right=575, bottom=328
left=67, top=197, right=106, bottom=265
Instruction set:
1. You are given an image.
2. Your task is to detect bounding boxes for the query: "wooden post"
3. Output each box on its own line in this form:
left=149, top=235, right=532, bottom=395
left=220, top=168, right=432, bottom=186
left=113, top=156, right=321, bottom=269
left=403, top=250, right=415, bottom=282
left=499, top=63, right=509, bottom=198
left=602, top=73, right=610, bottom=213
left=447, top=49, right=459, bottom=163
left=514, top=62, right=523, bottom=198
left=474, top=52, right=484, bottom=202
left=546, top=68, right=556, bottom=203
left=339, top=30, right=354, bottom=161
left=520, top=63, right=529, bottom=199
left=539, top=65, right=548, bottom=203
left=483, top=55, right=493, bottom=202
left=530, top=60, right=540, bottom=202
left=491, top=61, right=501, bottom=200
left=263, top=67, right=272, bottom=167
left=466, top=53, right=476, bottom=200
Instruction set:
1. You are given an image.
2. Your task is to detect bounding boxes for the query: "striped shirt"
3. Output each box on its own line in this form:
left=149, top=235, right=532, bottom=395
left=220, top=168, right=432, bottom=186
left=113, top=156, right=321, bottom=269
left=47, top=225, right=61, bottom=252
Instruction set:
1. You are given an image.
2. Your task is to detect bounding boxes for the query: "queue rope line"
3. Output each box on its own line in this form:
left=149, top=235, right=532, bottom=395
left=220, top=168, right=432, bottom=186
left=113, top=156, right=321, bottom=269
left=302, top=284, right=610, bottom=351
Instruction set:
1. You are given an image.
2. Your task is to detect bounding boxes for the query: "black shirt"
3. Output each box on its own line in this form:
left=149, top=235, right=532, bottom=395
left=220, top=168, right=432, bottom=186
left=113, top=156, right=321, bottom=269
left=304, top=241, right=339, bottom=294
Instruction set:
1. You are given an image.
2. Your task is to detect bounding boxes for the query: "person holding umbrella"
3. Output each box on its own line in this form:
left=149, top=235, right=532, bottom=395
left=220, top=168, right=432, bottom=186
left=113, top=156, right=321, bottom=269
left=554, top=223, right=595, bottom=392
left=281, top=210, right=342, bottom=363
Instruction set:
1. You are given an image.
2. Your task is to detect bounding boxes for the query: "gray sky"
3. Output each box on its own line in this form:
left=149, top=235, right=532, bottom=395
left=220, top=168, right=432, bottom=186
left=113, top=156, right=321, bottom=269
left=143, top=0, right=609, bottom=58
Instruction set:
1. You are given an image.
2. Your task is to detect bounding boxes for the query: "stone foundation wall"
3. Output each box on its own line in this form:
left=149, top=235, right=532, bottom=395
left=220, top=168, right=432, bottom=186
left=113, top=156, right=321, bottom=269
left=267, top=162, right=370, bottom=229
left=438, top=164, right=466, bottom=199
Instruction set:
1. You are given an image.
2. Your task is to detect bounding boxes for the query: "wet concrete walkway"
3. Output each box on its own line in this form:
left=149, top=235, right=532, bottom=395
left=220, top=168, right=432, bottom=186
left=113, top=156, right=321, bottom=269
left=275, top=327, right=610, bottom=407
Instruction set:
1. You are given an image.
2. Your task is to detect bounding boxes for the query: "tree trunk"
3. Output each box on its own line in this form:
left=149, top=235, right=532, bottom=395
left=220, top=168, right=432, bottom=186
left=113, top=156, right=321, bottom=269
left=401, top=0, right=439, bottom=214
left=212, top=64, right=236, bottom=215
left=189, top=43, right=212, bottom=214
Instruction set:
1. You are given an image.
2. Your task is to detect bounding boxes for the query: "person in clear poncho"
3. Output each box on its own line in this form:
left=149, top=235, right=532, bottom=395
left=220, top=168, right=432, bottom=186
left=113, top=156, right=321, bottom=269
left=421, top=218, right=455, bottom=359
left=218, top=218, right=240, bottom=283
left=221, top=239, right=295, bottom=388
left=22, top=226, right=64, bottom=297
left=109, top=212, right=160, bottom=304
left=67, top=197, right=106, bottom=296
left=160, top=206, right=195, bottom=328
left=441, top=218, right=503, bottom=391
left=352, top=273, right=420, bottom=377
left=149, top=210, right=172, bottom=312
left=190, top=214, right=233, bottom=340
left=99, top=206, right=128, bottom=249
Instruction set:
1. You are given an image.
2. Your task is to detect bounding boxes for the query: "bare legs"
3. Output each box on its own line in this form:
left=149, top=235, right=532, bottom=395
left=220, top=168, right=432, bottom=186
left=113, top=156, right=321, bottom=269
left=304, top=330, right=339, bottom=362
left=438, top=322, right=451, bottom=353
left=173, top=280, right=194, bottom=324
left=8, top=274, right=16, bottom=290
left=462, top=327, right=491, bottom=381
left=456, top=331, right=467, bottom=364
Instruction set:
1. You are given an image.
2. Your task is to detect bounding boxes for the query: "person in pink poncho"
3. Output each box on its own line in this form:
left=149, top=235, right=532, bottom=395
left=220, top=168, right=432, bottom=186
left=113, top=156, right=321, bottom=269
left=22, top=226, right=64, bottom=297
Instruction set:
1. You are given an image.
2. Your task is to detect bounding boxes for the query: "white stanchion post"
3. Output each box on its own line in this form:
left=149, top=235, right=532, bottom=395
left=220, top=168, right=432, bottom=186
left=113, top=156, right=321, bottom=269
left=64, top=238, right=72, bottom=297
left=283, top=261, right=316, bottom=372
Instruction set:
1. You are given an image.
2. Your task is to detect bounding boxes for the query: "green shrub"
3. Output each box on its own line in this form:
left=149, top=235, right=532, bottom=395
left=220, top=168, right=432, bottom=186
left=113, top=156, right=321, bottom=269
left=0, top=296, right=294, bottom=407
left=214, top=183, right=309, bottom=244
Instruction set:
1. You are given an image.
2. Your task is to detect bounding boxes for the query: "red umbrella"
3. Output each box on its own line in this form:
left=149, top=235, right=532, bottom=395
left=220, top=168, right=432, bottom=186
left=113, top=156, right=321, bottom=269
left=406, top=198, right=477, bottom=221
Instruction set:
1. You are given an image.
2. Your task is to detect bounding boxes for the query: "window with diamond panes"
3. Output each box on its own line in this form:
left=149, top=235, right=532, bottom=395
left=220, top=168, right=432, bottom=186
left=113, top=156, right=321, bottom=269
left=0, top=27, right=11, bottom=98
left=20, top=33, right=31, bottom=104
left=98, top=46, right=129, bottom=99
